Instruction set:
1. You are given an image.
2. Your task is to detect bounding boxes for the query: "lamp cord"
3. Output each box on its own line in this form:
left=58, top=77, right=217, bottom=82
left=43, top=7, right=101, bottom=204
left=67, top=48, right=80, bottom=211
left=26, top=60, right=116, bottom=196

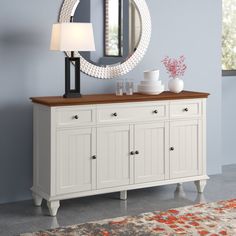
left=70, top=16, right=74, bottom=58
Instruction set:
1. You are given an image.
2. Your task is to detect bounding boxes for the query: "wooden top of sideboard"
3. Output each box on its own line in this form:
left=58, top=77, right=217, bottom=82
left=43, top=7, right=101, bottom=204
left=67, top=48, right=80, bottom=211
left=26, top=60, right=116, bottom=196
left=30, top=91, right=210, bottom=107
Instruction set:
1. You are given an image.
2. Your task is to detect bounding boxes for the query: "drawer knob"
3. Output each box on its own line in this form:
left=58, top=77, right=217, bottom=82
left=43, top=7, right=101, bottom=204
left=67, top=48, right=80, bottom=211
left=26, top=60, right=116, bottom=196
left=92, top=155, right=97, bottom=160
left=183, top=108, right=189, bottom=112
left=112, top=112, right=118, bottom=117
left=153, top=110, right=158, bottom=114
left=170, top=147, right=175, bottom=151
left=74, top=115, right=79, bottom=120
left=130, top=151, right=135, bottom=155
left=135, top=151, right=139, bottom=155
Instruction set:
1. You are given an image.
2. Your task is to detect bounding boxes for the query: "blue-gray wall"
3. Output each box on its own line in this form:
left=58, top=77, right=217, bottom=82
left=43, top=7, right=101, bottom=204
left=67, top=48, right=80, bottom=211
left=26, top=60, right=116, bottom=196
left=222, top=77, right=236, bottom=165
left=0, top=0, right=222, bottom=204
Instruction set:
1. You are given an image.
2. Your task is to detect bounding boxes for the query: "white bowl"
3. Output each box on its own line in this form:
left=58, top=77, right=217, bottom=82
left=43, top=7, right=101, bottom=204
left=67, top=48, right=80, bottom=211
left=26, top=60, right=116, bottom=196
left=138, top=88, right=164, bottom=95
left=138, top=84, right=164, bottom=95
left=140, top=80, right=162, bottom=86
left=144, top=70, right=160, bottom=81
left=138, top=84, right=164, bottom=91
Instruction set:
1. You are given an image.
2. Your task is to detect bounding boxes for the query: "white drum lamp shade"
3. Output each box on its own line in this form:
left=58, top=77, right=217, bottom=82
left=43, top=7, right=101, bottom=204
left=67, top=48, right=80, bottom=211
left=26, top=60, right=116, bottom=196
left=50, top=23, right=95, bottom=52
left=50, top=22, right=95, bottom=98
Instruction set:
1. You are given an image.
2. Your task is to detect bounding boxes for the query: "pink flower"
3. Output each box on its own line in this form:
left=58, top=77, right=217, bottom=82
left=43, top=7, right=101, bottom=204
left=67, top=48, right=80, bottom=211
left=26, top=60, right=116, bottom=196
left=162, top=56, right=187, bottom=79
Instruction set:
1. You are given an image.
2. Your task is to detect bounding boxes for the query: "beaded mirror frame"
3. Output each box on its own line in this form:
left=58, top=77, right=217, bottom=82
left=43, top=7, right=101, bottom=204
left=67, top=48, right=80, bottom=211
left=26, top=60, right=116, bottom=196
left=59, top=0, right=152, bottom=79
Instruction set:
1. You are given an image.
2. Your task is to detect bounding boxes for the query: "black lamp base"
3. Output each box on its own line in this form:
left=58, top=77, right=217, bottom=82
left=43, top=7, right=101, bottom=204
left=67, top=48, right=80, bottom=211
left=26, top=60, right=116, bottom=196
left=63, top=93, right=82, bottom=98
left=64, top=56, right=82, bottom=98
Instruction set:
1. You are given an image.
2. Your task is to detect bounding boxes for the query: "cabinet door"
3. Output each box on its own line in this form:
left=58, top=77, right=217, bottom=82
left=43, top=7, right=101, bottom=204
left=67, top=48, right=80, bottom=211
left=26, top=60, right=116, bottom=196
left=134, top=122, right=169, bottom=184
left=170, top=120, right=202, bottom=179
left=97, top=125, right=133, bottom=189
left=56, top=128, right=96, bottom=195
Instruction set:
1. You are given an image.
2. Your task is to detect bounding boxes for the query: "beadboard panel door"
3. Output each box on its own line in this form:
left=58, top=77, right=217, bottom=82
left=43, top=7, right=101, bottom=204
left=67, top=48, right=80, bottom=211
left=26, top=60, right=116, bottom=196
left=97, top=125, right=133, bottom=189
left=56, top=128, right=96, bottom=195
left=170, top=120, right=202, bottom=179
left=134, top=122, right=169, bottom=184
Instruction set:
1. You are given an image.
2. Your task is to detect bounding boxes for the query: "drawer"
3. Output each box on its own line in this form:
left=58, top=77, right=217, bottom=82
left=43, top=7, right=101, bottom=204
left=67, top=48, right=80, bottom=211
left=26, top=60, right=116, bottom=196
left=97, top=103, right=168, bottom=124
left=170, top=100, right=201, bottom=118
left=55, top=106, right=95, bottom=127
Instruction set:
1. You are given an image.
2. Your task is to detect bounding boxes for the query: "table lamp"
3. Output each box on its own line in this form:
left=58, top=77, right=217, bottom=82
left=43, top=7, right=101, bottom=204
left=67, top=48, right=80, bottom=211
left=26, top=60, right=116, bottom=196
left=50, top=22, right=95, bottom=98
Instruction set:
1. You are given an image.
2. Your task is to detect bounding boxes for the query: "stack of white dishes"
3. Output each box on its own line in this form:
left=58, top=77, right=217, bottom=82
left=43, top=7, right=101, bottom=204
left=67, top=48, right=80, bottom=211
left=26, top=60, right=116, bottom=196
left=138, top=70, right=164, bottom=95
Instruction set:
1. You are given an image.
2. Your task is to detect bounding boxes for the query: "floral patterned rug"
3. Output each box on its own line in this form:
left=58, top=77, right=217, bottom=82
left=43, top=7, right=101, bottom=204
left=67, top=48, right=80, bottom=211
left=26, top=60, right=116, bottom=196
left=21, top=199, right=236, bottom=236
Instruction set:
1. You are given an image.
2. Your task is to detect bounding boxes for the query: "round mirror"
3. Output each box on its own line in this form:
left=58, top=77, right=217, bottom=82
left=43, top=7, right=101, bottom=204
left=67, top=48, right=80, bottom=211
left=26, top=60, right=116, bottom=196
left=74, top=0, right=142, bottom=67
left=59, top=0, right=151, bottom=79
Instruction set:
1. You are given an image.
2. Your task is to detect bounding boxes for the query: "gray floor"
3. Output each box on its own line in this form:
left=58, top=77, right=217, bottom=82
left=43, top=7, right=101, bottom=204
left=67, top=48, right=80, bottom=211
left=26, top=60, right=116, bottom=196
left=0, top=165, right=236, bottom=236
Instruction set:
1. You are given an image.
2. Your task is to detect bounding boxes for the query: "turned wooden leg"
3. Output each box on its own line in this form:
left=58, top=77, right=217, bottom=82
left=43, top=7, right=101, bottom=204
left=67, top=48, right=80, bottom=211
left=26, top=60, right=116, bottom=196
left=194, top=180, right=207, bottom=193
left=120, top=191, right=127, bottom=200
left=174, top=183, right=186, bottom=199
left=47, top=200, right=60, bottom=217
left=32, top=193, right=43, bottom=207
left=176, top=183, right=183, bottom=190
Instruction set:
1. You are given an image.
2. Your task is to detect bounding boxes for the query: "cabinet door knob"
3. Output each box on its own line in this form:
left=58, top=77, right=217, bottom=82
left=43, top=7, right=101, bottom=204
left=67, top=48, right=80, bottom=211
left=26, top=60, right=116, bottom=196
left=153, top=110, right=158, bottom=114
left=74, top=115, right=79, bottom=120
left=135, top=151, right=139, bottom=155
left=112, top=112, right=118, bottom=117
left=183, top=108, right=189, bottom=112
left=170, top=147, right=175, bottom=151
left=130, top=151, right=135, bottom=155
left=92, top=155, right=97, bottom=160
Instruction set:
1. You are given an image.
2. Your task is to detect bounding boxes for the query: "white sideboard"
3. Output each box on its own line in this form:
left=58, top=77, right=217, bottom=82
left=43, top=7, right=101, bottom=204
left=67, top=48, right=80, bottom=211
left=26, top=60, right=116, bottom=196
left=31, top=91, right=209, bottom=216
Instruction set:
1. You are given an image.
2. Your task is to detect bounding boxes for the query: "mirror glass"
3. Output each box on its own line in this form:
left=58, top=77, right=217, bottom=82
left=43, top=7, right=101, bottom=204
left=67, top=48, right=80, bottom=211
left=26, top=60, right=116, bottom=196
left=73, top=0, right=142, bottom=66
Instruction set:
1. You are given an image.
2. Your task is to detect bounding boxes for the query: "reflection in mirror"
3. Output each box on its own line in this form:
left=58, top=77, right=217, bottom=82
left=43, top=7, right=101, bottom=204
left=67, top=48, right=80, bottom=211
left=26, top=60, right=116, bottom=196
left=73, top=0, right=142, bottom=66
left=104, top=0, right=121, bottom=57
